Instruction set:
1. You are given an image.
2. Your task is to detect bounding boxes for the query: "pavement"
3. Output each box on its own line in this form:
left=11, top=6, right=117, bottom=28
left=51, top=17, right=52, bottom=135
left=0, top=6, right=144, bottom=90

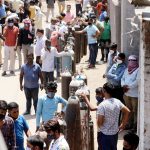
left=0, top=0, right=126, bottom=149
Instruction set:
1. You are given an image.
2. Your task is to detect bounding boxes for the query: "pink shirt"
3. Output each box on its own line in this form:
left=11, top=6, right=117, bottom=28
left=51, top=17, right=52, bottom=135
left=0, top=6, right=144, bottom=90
left=64, top=12, right=74, bottom=23
left=50, top=31, right=60, bottom=51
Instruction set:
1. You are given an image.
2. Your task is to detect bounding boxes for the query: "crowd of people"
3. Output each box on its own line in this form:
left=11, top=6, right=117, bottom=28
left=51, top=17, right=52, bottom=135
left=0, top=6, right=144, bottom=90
left=0, top=0, right=140, bottom=149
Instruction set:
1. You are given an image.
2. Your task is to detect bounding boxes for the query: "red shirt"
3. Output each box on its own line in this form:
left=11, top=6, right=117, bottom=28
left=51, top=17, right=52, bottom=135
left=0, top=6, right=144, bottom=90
left=50, top=31, right=60, bottom=51
left=3, top=26, right=19, bottom=46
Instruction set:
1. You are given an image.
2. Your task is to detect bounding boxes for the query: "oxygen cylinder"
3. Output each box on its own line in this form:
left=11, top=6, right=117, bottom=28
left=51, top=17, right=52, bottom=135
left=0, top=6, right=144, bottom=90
left=69, top=78, right=84, bottom=96
left=65, top=96, right=82, bottom=150
left=61, top=70, right=72, bottom=100
left=75, top=86, right=90, bottom=150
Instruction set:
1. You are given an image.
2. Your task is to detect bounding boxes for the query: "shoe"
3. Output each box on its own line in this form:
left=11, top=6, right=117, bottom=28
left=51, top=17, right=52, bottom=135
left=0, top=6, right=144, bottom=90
left=88, top=64, right=95, bottom=68
left=98, top=61, right=104, bottom=65
left=23, top=111, right=30, bottom=115
left=10, top=71, right=15, bottom=75
left=2, top=71, right=7, bottom=76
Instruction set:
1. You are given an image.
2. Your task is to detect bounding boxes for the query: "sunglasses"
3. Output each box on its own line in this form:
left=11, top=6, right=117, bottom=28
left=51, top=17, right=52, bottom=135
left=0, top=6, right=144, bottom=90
left=128, top=59, right=137, bottom=61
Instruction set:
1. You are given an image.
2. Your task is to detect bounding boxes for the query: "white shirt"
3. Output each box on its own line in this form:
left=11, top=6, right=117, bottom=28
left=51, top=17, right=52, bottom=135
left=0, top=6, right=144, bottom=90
left=11, top=0, right=24, bottom=13
left=35, top=36, right=46, bottom=56
left=97, top=98, right=124, bottom=135
left=41, top=47, right=64, bottom=72
left=49, top=135, right=70, bottom=150
left=121, top=68, right=139, bottom=98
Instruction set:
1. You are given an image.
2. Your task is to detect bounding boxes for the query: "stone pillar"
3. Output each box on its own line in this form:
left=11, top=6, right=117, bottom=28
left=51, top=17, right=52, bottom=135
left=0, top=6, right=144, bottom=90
left=109, top=0, right=121, bottom=51
left=121, top=0, right=140, bottom=58
left=139, top=12, right=150, bottom=150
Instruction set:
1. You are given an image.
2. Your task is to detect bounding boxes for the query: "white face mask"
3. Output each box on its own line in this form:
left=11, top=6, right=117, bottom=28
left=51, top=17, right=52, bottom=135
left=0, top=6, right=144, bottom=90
left=8, top=23, right=14, bottom=27
left=109, top=50, right=114, bottom=54
left=26, top=147, right=31, bottom=150
left=117, top=59, right=122, bottom=65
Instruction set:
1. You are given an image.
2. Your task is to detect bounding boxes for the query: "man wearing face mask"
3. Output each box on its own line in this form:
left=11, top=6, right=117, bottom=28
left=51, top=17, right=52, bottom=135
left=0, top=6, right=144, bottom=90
left=19, top=18, right=35, bottom=63
left=123, top=132, right=139, bottom=150
left=0, top=100, right=16, bottom=150
left=2, top=18, right=19, bottom=76
left=75, top=18, right=100, bottom=68
left=43, top=119, right=70, bottom=150
left=103, top=43, right=119, bottom=78
left=36, top=81, right=68, bottom=132
left=8, top=102, right=31, bottom=150
left=106, top=53, right=126, bottom=102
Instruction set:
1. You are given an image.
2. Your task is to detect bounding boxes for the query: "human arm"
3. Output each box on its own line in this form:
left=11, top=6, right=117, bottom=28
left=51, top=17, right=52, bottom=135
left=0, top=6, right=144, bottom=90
left=96, top=105, right=105, bottom=128
left=80, top=93, right=97, bottom=111
left=36, top=98, right=43, bottom=129
left=19, top=67, right=24, bottom=91
left=97, top=115, right=105, bottom=128
left=58, top=96, right=68, bottom=113
left=119, top=105, right=130, bottom=131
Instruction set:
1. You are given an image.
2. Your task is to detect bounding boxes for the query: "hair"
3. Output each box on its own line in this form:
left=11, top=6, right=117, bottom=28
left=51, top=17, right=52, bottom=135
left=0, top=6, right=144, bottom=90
left=44, top=119, right=60, bottom=133
left=7, top=102, right=19, bottom=111
left=60, top=12, right=66, bottom=17
left=36, top=29, right=44, bottom=34
left=27, top=135, right=44, bottom=150
left=118, top=53, right=126, bottom=60
left=26, top=53, right=34, bottom=58
left=123, top=132, right=139, bottom=149
left=110, top=43, right=117, bottom=49
left=103, top=82, right=114, bottom=96
left=46, top=82, right=57, bottom=90
left=95, top=87, right=103, bottom=94
left=45, top=39, right=51, bottom=45
left=0, top=100, right=7, bottom=110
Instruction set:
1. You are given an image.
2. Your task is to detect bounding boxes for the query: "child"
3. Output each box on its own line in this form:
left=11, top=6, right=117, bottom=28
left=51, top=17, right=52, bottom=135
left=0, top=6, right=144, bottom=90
left=95, top=87, right=104, bottom=105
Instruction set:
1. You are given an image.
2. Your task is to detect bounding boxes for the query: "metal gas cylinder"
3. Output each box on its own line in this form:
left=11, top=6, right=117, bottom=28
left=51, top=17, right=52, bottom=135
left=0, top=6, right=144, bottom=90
left=61, top=47, right=74, bottom=74
left=69, top=78, right=84, bottom=96
left=75, top=86, right=90, bottom=150
left=65, top=96, right=82, bottom=150
left=61, top=70, right=72, bottom=100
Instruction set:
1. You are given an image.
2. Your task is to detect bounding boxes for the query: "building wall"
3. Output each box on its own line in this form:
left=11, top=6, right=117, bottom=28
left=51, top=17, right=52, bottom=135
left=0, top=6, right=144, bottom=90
left=109, top=0, right=121, bottom=51
left=139, top=16, right=150, bottom=149
left=121, top=0, right=140, bottom=58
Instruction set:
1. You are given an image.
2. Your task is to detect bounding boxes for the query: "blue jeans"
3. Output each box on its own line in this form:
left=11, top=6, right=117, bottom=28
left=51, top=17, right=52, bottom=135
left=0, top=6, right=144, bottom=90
left=97, top=132, right=118, bottom=150
left=24, top=87, right=39, bottom=113
left=89, top=43, right=98, bottom=65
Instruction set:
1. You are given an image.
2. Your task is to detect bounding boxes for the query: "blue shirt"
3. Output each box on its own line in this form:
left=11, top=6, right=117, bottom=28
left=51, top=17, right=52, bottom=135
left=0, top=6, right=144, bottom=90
left=21, top=63, right=41, bottom=88
left=106, top=63, right=126, bottom=86
left=36, top=94, right=68, bottom=127
left=14, top=115, right=29, bottom=150
left=0, top=4, right=6, bottom=19
left=83, top=24, right=99, bottom=44
left=99, top=11, right=107, bottom=22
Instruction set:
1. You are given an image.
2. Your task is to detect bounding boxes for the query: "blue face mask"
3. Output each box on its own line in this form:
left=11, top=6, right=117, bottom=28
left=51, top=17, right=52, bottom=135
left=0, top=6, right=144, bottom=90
left=96, top=96, right=103, bottom=103
left=47, top=92, right=55, bottom=99
left=47, top=134, right=55, bottom=140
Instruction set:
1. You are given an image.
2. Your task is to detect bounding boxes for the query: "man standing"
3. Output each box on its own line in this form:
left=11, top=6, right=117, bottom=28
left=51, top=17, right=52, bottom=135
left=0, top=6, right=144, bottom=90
left=2, top=18, right=19, bottom=76
left=106, top=53, right=126, bottom=102
left=0, top=0, right=7, bottom=24
left=121, top=55, right=139, bottom=132
left=75, top=18, right=100, bottom=68
left=20, top=53, right=43, bottom=115
left=0, top=100, right=16, bottom=150
left=19, top=18, right=35, bottom=63
left=36, top=82, right=68, bottom=131
left=8, top=102, right=31, bottom=150
left=63, top=5, right=74, bottom=24
left=97, top=82, right=130, bottom=150
left=44, top=119, right=70, bottom=150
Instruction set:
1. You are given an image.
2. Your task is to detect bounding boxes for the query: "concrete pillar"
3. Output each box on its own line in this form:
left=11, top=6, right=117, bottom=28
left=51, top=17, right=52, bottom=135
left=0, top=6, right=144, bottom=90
left=139, top=11, right=150, bottom=150
left=109, top=0, right=121, bottom=51
left=121, top=0, right=140, bottom=58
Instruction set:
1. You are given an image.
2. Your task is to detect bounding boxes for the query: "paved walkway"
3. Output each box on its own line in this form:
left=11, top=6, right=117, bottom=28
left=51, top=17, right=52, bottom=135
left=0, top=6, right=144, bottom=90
left=0, top=0, right=126, bottom=149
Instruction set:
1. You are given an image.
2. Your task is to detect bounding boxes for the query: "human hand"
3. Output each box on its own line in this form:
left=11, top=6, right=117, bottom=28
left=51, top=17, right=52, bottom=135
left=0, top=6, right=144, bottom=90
left=103, top=74, right=106, bottom=78
left=123, top=85, right=129, bottom=93
left=20, top=85, right=23, bottom=91
left=118, top=123, right=126, bottom=132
